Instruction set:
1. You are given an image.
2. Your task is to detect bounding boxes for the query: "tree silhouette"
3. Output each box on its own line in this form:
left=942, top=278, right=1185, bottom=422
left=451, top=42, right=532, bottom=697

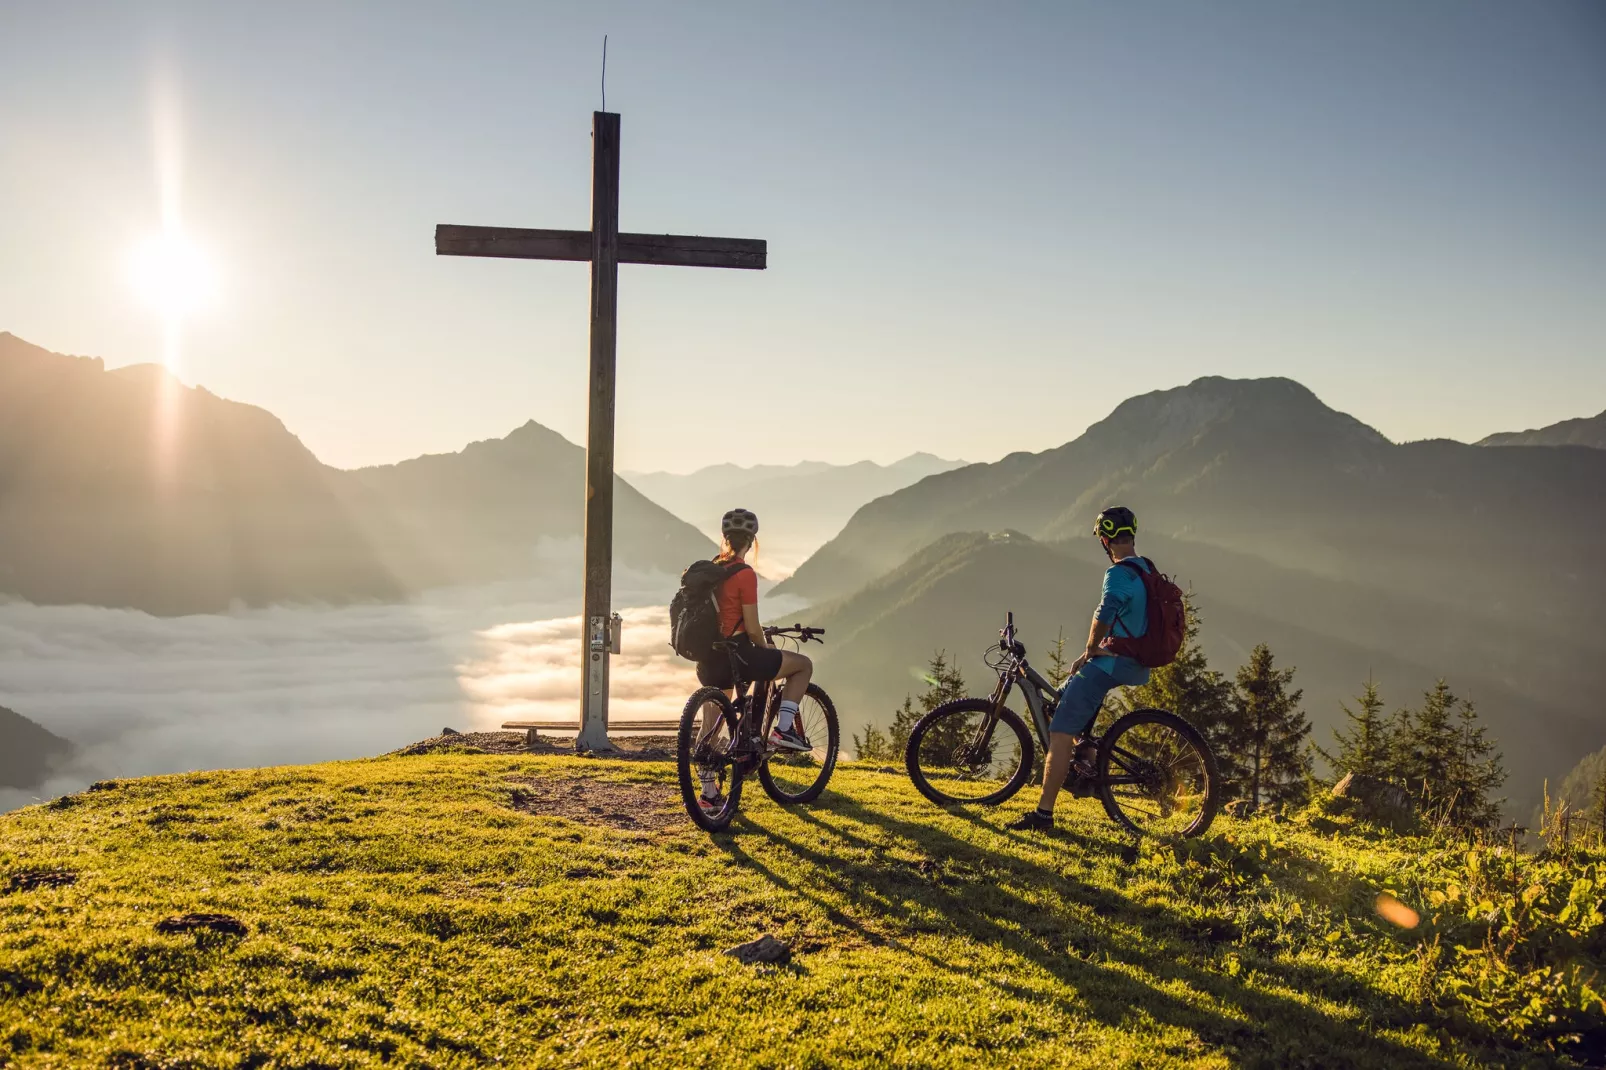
left=853, top=651, right=967, bottom=762
left=1390, top=680, right=1506, bottom=829
left=1316, top=677, right=1391, bottom=781
left=1224, top=644, right=1311, bottom=810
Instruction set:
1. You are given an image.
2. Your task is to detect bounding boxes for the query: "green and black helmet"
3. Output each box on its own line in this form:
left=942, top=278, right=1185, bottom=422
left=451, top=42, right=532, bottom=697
left=1094, top=506, right=1137, bottom=540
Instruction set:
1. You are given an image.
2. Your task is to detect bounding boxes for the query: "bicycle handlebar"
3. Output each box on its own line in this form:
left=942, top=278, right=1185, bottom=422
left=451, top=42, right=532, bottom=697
left=764, top=624, right=826, bottom=643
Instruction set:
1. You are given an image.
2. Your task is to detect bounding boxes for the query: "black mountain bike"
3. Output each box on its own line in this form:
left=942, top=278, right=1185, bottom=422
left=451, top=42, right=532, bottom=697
left=904, top=613, right=1220, bottom=838
left=676, top=625, right=841, bottom=833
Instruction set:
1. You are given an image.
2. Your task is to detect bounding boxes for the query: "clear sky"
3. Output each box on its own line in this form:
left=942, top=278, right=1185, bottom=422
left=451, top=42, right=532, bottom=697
left=2, top=2, right=1602, bottom=471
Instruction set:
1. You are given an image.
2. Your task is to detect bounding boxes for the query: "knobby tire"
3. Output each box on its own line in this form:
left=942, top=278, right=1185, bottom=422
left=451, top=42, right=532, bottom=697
left=677, top=686, right=743, bottom=833
left=1096, top=707, right=1221, bottom=838
left=905, top=698, right=1036, bottom=807
left=757, top=683, right=841, bottom=805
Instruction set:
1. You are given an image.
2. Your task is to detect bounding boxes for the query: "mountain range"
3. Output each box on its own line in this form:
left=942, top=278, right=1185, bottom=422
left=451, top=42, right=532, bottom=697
left=624, top=453, right=965, bottom=576
left=1478, top=409, right=1606, bottom=449
left=0, top=333, right=711, bottom=614
left=779, top=377, right=1606, bottom=814
left=0, top=705, right=73, bottom=791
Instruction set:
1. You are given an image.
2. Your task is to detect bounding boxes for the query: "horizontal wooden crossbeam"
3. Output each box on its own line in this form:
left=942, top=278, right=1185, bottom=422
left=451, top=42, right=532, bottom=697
left=436, top=224, right=766, bottom=270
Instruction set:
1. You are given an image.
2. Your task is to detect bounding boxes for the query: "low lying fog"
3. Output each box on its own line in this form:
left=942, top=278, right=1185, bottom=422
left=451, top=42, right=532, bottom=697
left=0, top=544, right=802, bottom=813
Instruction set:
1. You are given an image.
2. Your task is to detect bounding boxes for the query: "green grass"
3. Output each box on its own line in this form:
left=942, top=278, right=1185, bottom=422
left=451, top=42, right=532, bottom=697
left=1, top=753, right=1602, bottom=1069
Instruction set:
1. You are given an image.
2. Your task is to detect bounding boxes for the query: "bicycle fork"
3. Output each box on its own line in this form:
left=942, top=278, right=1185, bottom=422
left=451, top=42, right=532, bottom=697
left=961, top=674, right=1013, bottom=756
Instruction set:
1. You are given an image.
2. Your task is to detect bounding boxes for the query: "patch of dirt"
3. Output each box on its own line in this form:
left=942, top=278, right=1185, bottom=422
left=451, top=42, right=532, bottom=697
left=3, top=869, right=77, bottom=893
left=393, top=731, right=674, bottom=761
left=506, top=776, right=681, bottom=831
left=154, top=913, right=248, bottom=937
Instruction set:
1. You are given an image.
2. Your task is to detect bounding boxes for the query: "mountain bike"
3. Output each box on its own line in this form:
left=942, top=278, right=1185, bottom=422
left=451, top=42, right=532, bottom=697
left=904, top=613, right=1220, bottom=838
left=676, top=625, right=840, bottom=833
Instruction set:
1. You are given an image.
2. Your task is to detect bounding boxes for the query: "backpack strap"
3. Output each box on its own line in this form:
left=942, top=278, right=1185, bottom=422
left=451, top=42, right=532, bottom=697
left=1110, top=558, right=1153, bottom=639
left=718, top=561, right=753, bottom=638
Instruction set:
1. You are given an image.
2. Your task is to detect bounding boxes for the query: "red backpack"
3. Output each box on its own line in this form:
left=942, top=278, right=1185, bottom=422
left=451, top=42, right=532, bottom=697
left=1102, top=558, right=1186, bottom=669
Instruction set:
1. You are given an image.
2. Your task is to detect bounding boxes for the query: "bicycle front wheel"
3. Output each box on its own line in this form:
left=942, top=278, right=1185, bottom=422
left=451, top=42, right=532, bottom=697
left=1096, top=708, right=1219, bottom=838
left=677, top=687, right=744, bottom=833
left=758, top=683, right=841, bottom=805
left=905, top=698, right=1035, bottom=807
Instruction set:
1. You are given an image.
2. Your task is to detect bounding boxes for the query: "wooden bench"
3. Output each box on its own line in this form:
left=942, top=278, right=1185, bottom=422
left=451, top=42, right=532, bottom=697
left=502, top=719, right=687, bottom=745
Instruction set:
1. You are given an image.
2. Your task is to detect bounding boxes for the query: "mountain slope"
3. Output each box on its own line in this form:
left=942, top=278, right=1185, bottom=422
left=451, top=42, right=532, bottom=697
left=0, top=333, right=403, bottom=614
left=2, top=752, right=1599, bottom=1066
left=0, top=334, right=711, bottom=612
left=797, top=530, right=1594, bottom=812
left=0, top=705, right=73, bottom=790
left=344, top=420, right=713, bottom=588
left=626, top=454, right=965, bottom=576
left=778, top=377, right=1606, bottom=646
left=1478, top=409, right=1606, bottom=449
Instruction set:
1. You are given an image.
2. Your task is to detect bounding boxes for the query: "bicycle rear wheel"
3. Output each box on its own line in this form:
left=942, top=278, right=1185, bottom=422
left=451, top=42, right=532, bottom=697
left=1096, top=708, right=1219, bottom=838
left=905, top=698, right=1035, bottom=807
left=758, top=683, right=840, bottom=805
left=677, top=687, right=744, bottom=832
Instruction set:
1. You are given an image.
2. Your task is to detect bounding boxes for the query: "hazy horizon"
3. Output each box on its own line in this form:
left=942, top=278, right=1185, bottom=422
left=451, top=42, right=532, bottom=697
left=3, top=3, right=1603, bottom=472
left=9, top=328, right=1601, bottom=476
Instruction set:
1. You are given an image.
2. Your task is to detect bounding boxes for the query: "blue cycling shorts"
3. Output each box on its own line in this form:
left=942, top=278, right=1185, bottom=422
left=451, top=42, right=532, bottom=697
left=1049, top=658, right=1149, bottom=737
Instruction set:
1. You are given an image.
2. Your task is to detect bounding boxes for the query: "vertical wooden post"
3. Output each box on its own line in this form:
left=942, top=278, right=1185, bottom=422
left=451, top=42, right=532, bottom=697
left=578, top=111, right=621, bottom=753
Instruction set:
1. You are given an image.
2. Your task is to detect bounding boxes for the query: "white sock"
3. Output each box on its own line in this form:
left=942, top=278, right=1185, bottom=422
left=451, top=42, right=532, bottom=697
left=777, top=700, right=800, bottom=732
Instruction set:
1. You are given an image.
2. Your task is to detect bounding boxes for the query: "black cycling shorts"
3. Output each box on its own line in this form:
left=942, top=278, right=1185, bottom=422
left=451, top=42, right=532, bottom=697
left=696, top=636, right=784, bottom=689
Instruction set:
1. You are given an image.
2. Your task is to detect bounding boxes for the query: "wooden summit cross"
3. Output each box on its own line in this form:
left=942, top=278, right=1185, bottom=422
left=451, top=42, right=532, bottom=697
left=436, top=111, right=766, bottom=752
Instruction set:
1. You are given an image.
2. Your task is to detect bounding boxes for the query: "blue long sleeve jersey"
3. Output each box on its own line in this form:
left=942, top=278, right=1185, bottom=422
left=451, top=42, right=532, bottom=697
left=1090, top=557, right=1151, bottom=679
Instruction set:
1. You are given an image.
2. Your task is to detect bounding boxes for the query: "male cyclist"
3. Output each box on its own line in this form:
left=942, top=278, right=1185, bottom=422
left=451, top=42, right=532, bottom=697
left=1009, top=506, right=1151, bottom=831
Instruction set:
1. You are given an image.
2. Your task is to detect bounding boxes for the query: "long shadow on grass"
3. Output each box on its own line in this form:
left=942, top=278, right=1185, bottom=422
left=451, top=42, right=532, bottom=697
left=724, top=793, right=1459, bottom=1070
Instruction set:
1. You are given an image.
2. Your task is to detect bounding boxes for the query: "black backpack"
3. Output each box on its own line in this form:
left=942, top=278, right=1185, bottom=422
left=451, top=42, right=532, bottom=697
left=669, top=560, right=751, bottom=662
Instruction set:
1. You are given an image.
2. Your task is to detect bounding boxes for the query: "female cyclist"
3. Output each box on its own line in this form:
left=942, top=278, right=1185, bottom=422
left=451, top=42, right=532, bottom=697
left=694, top=509, right=813, bottom=811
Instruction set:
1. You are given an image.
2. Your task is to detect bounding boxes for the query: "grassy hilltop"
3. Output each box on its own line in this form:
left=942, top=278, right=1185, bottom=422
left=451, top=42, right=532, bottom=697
left=2, top=752, right=1603, bottom=1069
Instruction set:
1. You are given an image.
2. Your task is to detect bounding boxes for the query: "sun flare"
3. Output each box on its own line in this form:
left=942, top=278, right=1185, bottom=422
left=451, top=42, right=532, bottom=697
left=127, top=231, right=216, bottom=320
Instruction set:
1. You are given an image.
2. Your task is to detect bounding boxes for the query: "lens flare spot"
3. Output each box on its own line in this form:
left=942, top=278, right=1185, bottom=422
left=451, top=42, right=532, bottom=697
left=1375, top=892, right=1420, bottom=929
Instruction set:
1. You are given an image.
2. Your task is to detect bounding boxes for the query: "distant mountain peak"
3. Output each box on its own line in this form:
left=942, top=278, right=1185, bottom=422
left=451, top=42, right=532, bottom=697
left=1081, top=375, right=1389, bottom=459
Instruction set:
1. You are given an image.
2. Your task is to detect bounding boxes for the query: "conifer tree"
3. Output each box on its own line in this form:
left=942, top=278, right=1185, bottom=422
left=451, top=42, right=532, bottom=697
left=1593, top=771, right=1606, bottom=845
left=1317, top=677, right=1391, bottom=780
left=854, top=651, right=967, bottom=763
left=1396, top=680, right=1461, bottom=806
left=1391, top=680, right=1507, bottom=829
left=1445, top=698, right=1507, bottom=829
left=1047, top=627, right=1070, bottom=689
left=1224, top=644, right=1311, bottom=810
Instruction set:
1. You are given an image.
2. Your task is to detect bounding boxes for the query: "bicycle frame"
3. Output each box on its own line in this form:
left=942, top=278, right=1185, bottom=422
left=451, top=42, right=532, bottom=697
left=702, top=626, right=823, bottom=768
left=978, top=612, right=1060, bottom=752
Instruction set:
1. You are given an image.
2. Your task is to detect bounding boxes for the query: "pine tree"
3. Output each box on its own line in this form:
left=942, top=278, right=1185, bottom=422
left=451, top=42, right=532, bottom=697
left=1047, top=627, right=1070, bottom=689
left=854, top=651, right=968, bottom=764
left=1111, top=593, right=1233, bottom=752
left=1224, top=644, right=1311, bottom=810
left=1444, top=698, right=1507, bottom=830
left=903, top=650, right=969, bottom=763
left=1397, top=680, right=1461, bottom=810
left=1391, top=680, right=1507, bottom=830
left=1317, top=677, right=1391, bottom=780
left=851, top=722, right=891, bottom=762
left=1593, top=771, right=1606, bottom=845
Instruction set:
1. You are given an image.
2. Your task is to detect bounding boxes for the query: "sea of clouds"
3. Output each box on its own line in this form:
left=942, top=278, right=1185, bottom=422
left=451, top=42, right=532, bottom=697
left=0, top=542, right=802, bottom=813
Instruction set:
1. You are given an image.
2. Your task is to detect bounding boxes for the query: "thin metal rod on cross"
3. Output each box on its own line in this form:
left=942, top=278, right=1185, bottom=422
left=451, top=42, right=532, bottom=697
left=436, top=112, right=767, bottom=751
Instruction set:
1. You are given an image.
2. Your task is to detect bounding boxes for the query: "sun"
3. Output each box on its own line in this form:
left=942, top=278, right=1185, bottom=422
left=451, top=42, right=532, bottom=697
left=127, top=231, right=217, bottom=320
